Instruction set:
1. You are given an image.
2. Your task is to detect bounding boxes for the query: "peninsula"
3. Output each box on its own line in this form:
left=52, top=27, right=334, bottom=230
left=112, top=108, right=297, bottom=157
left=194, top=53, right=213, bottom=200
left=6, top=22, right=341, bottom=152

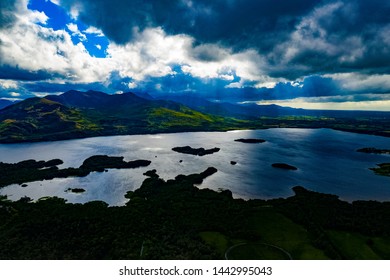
left=0, top=155, right=151, bottom=188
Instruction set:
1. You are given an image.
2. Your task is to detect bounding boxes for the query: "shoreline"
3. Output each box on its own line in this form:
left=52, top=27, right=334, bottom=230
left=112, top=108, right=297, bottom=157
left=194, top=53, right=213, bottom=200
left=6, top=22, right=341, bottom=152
left=1, top=126, right=389, bottom=145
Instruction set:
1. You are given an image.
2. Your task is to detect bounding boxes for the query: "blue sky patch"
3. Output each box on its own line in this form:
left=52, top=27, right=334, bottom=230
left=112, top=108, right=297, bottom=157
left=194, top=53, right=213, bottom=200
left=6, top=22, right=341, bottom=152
left=28, top=0, right=109, bottom=58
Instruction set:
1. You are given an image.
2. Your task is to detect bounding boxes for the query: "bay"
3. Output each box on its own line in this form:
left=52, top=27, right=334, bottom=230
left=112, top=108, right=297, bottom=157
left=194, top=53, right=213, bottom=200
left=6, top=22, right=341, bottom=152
left=0, top=128, right=389, bottom=205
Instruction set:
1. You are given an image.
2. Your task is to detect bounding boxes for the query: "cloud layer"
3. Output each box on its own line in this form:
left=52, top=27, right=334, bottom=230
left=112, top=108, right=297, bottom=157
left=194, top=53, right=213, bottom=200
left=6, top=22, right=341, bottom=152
left=0, top=0, right=389, bottom=110
left=58, top=0, right=390, bottom=77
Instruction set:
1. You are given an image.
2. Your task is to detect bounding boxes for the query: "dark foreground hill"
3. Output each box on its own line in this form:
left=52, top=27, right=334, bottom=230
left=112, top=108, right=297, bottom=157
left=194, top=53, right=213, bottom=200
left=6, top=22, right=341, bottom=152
left=1, top=166, right=390, bottom=260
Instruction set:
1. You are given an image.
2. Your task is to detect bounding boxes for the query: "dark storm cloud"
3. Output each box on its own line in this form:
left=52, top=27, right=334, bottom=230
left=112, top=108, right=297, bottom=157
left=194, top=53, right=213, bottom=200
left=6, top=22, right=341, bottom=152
left=317, top=94, right=390, bottom=103
left=207, top=76, right=344, bottom=103
left=6, top=70, right=386, bottom=104
left=24, top=81, right=108, bottom=93
left=0, top=65, right=58, bottom=81
left=0, top=0, right=17, bottom=29
left=59, top=0, right=317, bottom=49
left=144, top=73, right=387, bottom=104
left=58, top=0, right=390, bottom=78
left=118, top=69, right=345, bottom=102
left=190, top=44, right=229, bottom=62
left=267, top=0, right=390, bottom=78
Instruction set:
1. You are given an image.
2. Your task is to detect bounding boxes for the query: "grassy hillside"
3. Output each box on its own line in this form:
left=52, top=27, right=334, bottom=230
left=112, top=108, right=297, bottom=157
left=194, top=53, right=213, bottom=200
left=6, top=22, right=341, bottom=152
left=147, top=106, right=250, bottom=132
left=0, top=93, right=249, bottom=143
left=0, top=98, right=100, bottom=142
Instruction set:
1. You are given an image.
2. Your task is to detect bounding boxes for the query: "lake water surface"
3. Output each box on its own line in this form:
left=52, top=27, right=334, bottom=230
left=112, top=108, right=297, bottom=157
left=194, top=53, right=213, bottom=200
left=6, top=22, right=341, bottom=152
left=0, top=128, right=389, bottom=205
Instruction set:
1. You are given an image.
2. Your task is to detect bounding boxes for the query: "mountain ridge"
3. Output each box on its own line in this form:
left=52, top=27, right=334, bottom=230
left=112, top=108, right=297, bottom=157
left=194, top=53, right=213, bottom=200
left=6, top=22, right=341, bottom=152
left=155, top=94, right=390, bottom=119
left=1, top=90, right=389, bottom=143
left=0, top=90, right=242, bottom=143
left=0, top=99, right=15, bottom=110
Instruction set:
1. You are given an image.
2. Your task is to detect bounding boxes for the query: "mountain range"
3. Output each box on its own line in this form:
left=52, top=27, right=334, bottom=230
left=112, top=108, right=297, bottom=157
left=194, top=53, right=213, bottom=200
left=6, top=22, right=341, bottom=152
left=0, top=99, right=14, bottom=110
left=0, top=90, right=241, bottom=143
left=1, top=90, right=389, bottom=143
left=155, top=94, right=390, bottom=119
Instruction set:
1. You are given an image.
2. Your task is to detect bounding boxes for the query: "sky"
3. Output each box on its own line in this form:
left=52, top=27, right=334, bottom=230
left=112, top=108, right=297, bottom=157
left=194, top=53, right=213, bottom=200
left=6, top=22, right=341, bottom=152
left=0, top=0, right=389, bottom=110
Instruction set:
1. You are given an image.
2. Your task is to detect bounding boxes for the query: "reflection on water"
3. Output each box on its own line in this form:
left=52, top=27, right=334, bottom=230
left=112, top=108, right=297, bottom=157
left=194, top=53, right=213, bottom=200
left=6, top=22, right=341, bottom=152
left=0, top=128, right=389, bottom=205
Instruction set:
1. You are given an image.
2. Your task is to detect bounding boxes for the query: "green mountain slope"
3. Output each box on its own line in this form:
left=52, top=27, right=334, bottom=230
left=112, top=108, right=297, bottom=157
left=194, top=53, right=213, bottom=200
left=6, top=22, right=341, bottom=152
left=0, top=98, right=100, bottom=142
left=0, top=91, right=247, bottom=143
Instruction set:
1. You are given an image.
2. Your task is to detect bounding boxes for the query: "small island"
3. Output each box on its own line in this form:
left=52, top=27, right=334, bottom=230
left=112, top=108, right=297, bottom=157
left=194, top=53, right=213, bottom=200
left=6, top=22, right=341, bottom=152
left=66, top=188, right=86, bottom=193
left=272, top=163, right=298, bottom=170
left=80, top=155, right=151, bottom=171
left=234, top=138, right=266, bottom=144
left=370, top=163, right=390, bottom=177
left=172, top=146, right=220, bottom=156
left=357, top=147, right=390, bottom=155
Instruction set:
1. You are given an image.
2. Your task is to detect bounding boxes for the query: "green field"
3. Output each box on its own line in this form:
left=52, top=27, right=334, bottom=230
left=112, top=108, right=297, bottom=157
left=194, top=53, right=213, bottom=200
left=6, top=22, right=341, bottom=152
left=244, top=208, right=328, bottom=259
left=226, top=243, right=291, bottom=260
left=327, top=230, right=390, bottom=259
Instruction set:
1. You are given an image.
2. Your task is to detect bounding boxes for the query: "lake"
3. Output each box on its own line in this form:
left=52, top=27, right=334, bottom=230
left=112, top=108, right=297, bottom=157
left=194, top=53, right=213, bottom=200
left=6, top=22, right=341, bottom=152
left=0, top=128, right=389, bottom=205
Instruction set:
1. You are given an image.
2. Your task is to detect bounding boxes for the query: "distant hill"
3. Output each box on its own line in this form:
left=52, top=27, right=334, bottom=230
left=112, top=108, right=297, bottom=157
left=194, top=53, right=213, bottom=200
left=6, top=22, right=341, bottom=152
left=157, top=95, right=303, bottom=119
left=0, top=90, right=241, bottom=143
left=0, top=99, right=14, bottom=110
left=157, top=94, right=390, bottom=119
left=45, top=90, right=219, bottom=120
left=132, top=91, right=155, bottom=100
left=46, top=90, right=150, bottom=110
left=1, top=90, right=389, bottom=143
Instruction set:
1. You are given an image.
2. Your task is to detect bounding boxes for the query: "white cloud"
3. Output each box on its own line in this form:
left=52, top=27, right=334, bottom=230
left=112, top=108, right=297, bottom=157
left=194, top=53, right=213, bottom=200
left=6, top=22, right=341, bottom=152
left=219, top=74, right=234, bottom=81
left=106, top=28, right=189, bottom=80
left=0, top=1, right=283, bottom=92
left=66, top=23, right=87, bottom=41
left=255, top=81, right=278, bottom=89
left=225, top=82, right=243, bottom=88
left=84, top=26, right=105, bottom=37
left=0, top=1, right=111, bottom=85
left=324, top=73, right=390, bottom=92
left=127, top=82, right=137, bottom=89
left=10, top=92, right=21, bottom=97
left=106, top=28, right=275, bottom=86
left=69, top=3, right=82, bottom=19
left=256, top=95, right=390, bottom=111
left=0, top=80, right=19, bottom=89
left=66, top=23, right=78, bottom=33
left=33, top=92, right=52, bottom=97
left=181, top=45, right=282, bottom=87
left=49, top=0, right=60, bottom=5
